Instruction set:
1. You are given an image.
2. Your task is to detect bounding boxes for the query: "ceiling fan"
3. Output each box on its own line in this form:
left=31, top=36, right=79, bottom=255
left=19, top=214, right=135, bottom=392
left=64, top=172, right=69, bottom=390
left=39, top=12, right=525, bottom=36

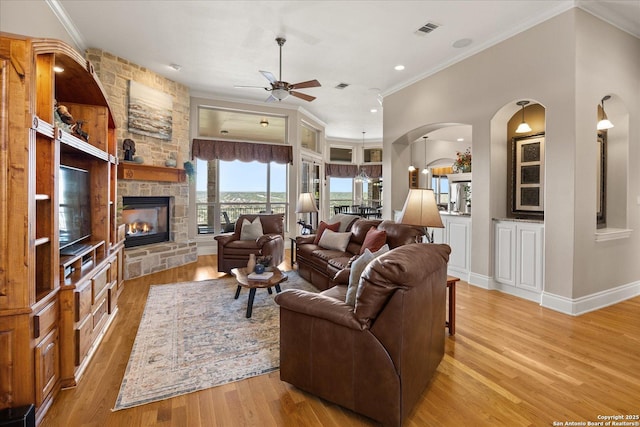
left=236, top=37, right=321, bottom=102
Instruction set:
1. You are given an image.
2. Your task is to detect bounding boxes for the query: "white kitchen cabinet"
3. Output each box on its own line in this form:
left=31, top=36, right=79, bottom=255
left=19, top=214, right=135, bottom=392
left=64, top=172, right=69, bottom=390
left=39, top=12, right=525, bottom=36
left=434, top=214, right=471, bottom=278
left=494, top=220, right=544, bottom=297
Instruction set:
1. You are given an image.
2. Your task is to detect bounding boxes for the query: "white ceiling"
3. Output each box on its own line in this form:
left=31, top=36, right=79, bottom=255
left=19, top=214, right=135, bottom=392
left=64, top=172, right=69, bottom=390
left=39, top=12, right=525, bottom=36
left=53, top=0, right=639, bottom=143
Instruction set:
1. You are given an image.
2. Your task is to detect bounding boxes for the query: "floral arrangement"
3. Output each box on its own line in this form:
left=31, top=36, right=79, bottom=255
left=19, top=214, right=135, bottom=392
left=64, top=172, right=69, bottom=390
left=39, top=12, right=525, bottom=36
left=453, top=148, right=472, bottom=173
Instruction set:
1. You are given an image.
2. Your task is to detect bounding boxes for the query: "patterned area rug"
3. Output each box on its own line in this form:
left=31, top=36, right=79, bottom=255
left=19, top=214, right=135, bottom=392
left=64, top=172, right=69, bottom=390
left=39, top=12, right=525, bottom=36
left=113, top=271, right=316, bottom=411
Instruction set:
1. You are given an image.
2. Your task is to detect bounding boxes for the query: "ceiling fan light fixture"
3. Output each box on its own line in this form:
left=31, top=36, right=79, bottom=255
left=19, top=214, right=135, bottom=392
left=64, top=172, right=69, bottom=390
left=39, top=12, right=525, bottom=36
left=272, top=88, right=289, bottom=100
left=597, top=95, right=614, bottom=130
left=515, top=100, right=532, bottom=134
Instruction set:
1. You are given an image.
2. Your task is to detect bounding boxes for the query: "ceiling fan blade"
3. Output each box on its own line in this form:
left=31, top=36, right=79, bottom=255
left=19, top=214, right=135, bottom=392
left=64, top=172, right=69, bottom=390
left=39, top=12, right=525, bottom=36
left=234, top=85, right=270, bottom=89
left=290, top=91, right=316, bottom=102
left=290, top=79, right=321, bottom=89
left=260, top=70, right=277, bottom=84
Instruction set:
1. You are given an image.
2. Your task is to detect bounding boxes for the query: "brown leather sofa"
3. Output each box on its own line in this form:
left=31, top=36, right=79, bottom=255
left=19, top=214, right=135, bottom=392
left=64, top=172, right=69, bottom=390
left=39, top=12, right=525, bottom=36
left=296, top=219, right=424, bottom=290
left=275, top=243, right=451, bottom=427
left=214, top=213, right=284, bottom=273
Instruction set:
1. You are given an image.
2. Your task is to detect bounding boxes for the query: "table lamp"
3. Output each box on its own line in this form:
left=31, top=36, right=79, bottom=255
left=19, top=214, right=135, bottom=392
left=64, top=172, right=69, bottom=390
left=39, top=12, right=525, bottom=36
left=398, top=189, right=444, bottom=243
left=295, top=192, right=318, bottom=234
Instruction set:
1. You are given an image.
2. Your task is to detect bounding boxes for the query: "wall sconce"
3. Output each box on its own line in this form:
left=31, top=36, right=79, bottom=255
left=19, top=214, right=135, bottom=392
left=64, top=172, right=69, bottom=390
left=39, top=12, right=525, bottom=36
left=597, top=95, right=614, bottom=130
left=515, top=100, right=532, bottom=133
left=260, top=118, right=269, bottom=127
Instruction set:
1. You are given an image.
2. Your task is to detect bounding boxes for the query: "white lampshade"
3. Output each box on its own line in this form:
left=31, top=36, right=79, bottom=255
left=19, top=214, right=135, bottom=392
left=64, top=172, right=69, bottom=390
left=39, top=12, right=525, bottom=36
left=597, top=96, right=614, bottom=130
left=295, top=193, right=318, bottom=214
left=515, top=100, right=532, bottom=134
left=399, top=189, right=444, bottom=229
left=515, top=121, right=532, bottom=133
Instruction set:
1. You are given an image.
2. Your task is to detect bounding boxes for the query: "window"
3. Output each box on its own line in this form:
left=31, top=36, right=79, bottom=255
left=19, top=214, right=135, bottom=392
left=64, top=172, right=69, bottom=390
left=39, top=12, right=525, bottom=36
left=329, top=147, right=353, bottom=162
left=198, top=107, right=286, bottom=144
left=364, top=148, right=382, bottom=163
left=300, top=122, right=320, bottom=153
left=195, top=159, right=288, bottom=234
left=329, top=177, right=353, bottom=210
left=362, top=178, right=383, bottom=207
left=432, top=175, right=449, bottom=206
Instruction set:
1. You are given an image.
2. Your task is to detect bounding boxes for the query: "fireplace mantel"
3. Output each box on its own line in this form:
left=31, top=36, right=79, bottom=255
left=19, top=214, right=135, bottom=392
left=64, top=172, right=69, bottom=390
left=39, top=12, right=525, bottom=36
left=118, top=162, right=186, bottom=183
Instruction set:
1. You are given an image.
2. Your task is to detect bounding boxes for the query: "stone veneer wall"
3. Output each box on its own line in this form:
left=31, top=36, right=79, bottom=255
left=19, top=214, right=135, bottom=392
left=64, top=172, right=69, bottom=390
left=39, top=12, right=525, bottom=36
left=86, top=48, right=197, bottom=279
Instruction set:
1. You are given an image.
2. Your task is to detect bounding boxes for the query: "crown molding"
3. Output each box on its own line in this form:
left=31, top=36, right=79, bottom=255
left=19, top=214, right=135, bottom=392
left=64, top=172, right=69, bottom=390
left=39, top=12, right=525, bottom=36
left=45, top=0, right=87, bottom=52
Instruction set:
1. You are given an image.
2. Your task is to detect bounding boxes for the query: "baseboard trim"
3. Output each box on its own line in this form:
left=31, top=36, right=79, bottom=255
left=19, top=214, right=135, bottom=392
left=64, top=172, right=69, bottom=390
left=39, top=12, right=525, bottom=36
left=467, top=272, right=491, bottom=289
left=541, top=280, right=640, bottom=316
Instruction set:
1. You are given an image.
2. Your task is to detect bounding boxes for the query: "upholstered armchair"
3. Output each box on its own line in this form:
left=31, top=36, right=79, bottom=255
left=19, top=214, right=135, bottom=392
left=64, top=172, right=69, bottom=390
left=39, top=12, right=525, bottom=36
left=275, top=243, right=451, bottom=427
left=214, top=213, right=284, bottom=273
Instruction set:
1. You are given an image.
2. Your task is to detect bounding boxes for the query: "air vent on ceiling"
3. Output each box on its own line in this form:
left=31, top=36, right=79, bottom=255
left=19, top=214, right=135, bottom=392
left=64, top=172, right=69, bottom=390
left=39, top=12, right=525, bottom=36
left=416, top=22, right=440, bottom=35
left=335, top=83, right=350, bottom=89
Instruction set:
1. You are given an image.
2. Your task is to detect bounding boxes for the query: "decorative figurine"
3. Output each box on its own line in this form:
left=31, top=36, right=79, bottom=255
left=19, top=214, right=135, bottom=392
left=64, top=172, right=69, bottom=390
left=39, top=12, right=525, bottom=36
left=123, top=138, right=136, bottom=161
left=73, top=120, right=89, bottom=142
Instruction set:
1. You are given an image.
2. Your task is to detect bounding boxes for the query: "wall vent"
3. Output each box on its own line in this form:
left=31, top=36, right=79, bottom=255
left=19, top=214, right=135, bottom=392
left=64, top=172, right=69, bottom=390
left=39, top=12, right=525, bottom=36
left=416, top=22, right=439, bottom=34
left=335, top=83, right=350, bottom=89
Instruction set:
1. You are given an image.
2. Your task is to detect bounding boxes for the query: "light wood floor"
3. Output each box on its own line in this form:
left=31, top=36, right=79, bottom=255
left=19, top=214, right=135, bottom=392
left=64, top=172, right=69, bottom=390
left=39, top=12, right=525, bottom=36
left=40, top=251, right=640, bottom=427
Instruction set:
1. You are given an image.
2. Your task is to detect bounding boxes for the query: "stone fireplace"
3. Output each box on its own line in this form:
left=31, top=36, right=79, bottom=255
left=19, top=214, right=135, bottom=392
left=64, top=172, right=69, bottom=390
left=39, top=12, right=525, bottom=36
left=118, top=180, right=197, bottom=280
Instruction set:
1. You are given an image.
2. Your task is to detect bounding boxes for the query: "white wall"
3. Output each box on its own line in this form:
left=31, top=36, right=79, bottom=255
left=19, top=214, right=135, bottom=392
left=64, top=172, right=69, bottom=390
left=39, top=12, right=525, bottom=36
left=0, top=0, right=78, bottom=49
left=383, top=8, right=640, bottom=303
left=572, top=11, right=640, bottom=298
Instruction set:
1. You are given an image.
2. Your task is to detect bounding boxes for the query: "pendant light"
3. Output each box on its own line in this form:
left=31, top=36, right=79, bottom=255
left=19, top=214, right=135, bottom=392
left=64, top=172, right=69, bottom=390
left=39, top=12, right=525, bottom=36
left=597, top=95, right=614, bottom=130
left=421, top=136, right=429, bottom=175
left=354, top=131, right=371, bottom=183
left=515, top=100, right=532, bottom=133
left=408, top=141, right=416, bottom=172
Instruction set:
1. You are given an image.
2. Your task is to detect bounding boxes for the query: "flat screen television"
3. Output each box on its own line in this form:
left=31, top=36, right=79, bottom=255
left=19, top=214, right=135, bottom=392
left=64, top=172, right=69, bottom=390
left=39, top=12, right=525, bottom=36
left=59, top=165, right=92, bottom=254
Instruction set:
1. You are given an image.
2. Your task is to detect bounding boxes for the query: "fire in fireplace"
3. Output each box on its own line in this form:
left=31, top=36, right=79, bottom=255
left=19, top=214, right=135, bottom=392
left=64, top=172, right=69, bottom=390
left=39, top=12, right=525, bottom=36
left=122, top=196, right=170, bottom=248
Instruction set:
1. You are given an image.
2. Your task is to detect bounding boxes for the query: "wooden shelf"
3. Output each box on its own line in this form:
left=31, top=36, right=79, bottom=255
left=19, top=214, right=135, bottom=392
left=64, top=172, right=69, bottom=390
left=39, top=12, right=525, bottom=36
left=118, top=162, right=186, bottom=183
left=35, top=237, right=50, bottom=246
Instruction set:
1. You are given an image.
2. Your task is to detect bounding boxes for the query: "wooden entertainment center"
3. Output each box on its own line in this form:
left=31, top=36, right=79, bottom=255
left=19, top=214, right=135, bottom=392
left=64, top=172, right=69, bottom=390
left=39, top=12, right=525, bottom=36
left=0, top=34, right=124, bottom=423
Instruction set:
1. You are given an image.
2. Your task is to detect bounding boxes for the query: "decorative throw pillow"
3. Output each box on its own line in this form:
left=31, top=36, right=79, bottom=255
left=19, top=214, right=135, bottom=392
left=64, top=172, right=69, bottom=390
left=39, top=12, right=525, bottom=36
left=313, top=221, right=340, bottom=245
left=317, top=229, right=351, bottom=252
left=359, top=226, right=387, bottom=254
left=239, top=217, right=264, bottom=240
left=345, top=244, right=389, bottom=306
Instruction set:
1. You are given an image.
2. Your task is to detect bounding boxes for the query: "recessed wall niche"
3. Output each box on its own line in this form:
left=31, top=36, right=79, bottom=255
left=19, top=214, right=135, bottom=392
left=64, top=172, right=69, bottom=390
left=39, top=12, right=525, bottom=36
left=596, top=95, right=629, bottom=233
left=506, top=103, right=546, bottom=219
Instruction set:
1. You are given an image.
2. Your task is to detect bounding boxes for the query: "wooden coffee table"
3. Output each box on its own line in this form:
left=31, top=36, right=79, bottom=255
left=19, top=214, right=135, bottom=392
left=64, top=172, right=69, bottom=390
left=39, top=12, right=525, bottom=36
left=231, top=267, right=288, bottom=318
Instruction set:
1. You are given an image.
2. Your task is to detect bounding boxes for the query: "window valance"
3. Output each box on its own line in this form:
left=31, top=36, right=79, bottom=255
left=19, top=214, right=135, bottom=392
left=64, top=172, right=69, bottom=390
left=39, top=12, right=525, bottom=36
left=192, top=139, right=293, bottom=164
left=325, top=163, right=382, bottom=179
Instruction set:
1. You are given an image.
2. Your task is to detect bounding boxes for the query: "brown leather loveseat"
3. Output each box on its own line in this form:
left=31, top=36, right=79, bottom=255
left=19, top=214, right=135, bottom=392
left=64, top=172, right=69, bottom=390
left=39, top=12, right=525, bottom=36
left=275, top=243, right=451, bottom=427
left=296, top=218, right=424, bottom=290
left=214, top=213, right=284, bottom=273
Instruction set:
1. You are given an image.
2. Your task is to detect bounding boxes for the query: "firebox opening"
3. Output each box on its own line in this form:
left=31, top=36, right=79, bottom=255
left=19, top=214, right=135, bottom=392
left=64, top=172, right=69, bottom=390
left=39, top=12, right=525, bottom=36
left=123, top=196, right=170, bottom=248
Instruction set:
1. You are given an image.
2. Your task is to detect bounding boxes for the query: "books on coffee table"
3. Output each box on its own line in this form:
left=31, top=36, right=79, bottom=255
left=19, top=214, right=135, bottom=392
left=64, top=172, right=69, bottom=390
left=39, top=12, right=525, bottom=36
left=247, top=271, right=274, bottom=281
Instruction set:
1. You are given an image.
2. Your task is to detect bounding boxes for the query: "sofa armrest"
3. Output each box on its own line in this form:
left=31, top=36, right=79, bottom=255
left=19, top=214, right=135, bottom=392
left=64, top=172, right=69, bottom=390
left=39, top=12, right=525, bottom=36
left=275, top=289, right=363, bottom=330
left=332, top=268, right=351, bottom=285
left=214, top=233, right=237, bottom=245
left=256, top=233, right=281, bottom=246
left=296, top=235, right=316, bottom=245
